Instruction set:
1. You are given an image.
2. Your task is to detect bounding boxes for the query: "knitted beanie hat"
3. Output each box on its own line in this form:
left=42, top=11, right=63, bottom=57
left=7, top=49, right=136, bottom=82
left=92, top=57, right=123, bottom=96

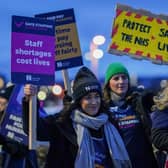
left=0, top=85, right=15, bottom=101
left=72, top=66, right=102, bottom=101
left=105, top=62, right=129, bottom=84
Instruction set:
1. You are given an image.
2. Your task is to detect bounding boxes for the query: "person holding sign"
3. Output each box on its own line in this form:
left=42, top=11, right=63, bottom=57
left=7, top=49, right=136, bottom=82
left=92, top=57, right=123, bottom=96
left=151, top=80, right=168, bottom=168
left=0, top=85, right=14, bottom=122
left=103, top=62, right=158, bottom=168
left=22, top=66, right=132, bottom=168
left=0, top=85, right=29, bottom=168
left=0, top=85, right=39, bottom=168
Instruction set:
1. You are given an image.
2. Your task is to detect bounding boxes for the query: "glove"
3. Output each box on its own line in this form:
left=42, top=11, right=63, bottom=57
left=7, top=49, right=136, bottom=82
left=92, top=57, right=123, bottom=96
left=63, top=90, right=72, bottom=105
left=3, top=138, right=28, bottom=158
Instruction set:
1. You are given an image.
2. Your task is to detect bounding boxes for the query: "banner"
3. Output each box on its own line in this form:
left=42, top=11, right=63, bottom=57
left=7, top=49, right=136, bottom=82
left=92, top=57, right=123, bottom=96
left=11, top=16, right=55, bottom=85
left=35, top=8, right=83, bottom=70
left=0, top=85, right=28, bottom=145
left=0, top=85, right=48, bottom=145
left=108, top=4, right=168, bottom=64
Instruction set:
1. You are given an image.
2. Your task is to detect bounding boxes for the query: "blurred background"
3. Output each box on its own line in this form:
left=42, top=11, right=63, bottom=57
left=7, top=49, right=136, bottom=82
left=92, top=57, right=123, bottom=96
left=0, top=0, right=168, bottom=92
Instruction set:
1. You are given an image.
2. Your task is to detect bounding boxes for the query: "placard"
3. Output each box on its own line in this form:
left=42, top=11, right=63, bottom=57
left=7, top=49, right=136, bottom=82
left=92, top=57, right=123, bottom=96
left=0, top=85, right=48, bottom=145
left=11, top=16, right=55, bottom=85
left=36, top=8, right=83, bottom=70
left=108, top=4, right=168, bottom=64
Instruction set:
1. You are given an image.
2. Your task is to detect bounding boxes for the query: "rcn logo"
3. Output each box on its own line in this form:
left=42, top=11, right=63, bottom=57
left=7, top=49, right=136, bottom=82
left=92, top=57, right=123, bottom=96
left=26, top=75, right=32, bottom=81
left=85, top=85, right=99, bottom=91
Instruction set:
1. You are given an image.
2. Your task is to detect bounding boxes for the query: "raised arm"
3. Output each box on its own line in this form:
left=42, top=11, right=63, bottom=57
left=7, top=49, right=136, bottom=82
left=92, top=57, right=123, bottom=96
left=22, top=84, right=56, bottom=141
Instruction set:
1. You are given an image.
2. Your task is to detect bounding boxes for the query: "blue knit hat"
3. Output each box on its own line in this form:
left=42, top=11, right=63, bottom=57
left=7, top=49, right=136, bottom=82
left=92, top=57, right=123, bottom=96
left=105, top=63, right=129, bottom=84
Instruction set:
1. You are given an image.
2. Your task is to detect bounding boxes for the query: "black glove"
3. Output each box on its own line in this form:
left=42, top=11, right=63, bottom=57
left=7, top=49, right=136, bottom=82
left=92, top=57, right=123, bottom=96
left=3, top=138, right=28, bottom=158
left=63, top=90, right=72, bottom=105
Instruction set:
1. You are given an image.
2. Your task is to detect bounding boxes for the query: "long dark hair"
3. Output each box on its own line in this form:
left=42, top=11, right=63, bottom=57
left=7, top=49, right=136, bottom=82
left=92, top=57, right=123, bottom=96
left=58, top=94, right=110, bottom=122
left=103, top=83, right=112, bottom=105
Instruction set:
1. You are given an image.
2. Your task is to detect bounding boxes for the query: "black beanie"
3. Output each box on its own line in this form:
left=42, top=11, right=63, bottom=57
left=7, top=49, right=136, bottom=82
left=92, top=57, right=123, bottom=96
left=0, top=85, right=15, bottom=101
left=72, top=66, right=102, bottom=101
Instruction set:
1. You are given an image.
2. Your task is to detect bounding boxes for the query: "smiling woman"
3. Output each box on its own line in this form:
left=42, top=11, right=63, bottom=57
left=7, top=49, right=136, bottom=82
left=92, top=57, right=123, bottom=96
left=103, top=62, right=158, bottom=168
left=22, top=66, right=132, bottom=168
left=80, top=92, right=101, bottom=116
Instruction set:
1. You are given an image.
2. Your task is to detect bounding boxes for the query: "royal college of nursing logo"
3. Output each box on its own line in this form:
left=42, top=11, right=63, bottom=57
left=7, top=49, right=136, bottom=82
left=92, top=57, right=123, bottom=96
left=26, top=74, right=32, bottom=81
left=85, top=85, right=99, bottom=91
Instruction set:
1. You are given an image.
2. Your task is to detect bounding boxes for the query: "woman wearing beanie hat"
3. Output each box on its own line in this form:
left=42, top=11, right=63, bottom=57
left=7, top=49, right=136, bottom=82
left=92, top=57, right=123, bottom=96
left=103, top=62, right=158, bottom=168
left=22, top=66, right=132, bottom=168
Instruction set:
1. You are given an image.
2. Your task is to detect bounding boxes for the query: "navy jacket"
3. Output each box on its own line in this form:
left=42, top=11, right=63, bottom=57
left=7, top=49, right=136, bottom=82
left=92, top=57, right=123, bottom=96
left=22, top=98, right=119, bottom=168
left=22, top=98, right=78, bottom=168
left=151, top=109, right=168, bottom=152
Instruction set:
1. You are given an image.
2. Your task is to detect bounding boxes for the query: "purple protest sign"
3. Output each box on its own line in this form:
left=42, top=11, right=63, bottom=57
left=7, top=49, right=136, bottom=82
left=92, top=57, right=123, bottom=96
left=11, top=16, right=55, bottom=85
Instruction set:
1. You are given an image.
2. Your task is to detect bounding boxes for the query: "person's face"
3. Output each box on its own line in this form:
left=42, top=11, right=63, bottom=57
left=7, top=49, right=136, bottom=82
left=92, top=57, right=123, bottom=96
left=109, top=74, right=129, bottom=97
left=80, top=92, right=101, bottom=116
left=0, top=97, right=7, bottom=112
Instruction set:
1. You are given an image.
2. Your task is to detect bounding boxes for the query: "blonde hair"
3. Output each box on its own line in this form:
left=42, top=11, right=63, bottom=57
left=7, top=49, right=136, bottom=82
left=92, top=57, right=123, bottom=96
left=152, top=80, right=168, bottom=111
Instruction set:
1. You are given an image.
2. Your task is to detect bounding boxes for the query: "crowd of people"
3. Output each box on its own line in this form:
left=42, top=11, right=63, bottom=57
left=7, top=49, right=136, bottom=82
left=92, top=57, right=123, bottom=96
left=0, top=62, right=167, bottom=168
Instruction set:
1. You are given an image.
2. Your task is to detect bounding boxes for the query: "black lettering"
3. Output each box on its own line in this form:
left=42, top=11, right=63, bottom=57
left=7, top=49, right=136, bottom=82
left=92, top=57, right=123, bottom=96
left=158, top=28, right=168, bottom=37
left=158, top=42, right=168, bottom=51
left=121, top=32, right=133, bottom=43
left=159, top=28, right=165, bottom=37
left=122, top=19, right=128, bottom=28
left=135, top=23, right=140, bottom=30
left=122, top=19, right=151, bottom=33
left=134, top=36, right=149, bottom=46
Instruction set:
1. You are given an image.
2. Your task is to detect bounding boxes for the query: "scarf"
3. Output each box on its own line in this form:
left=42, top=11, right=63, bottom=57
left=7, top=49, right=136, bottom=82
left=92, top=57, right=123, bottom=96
left=71, top=109, right=132, bottom=168
left=110, top=91, right=126, bottom=107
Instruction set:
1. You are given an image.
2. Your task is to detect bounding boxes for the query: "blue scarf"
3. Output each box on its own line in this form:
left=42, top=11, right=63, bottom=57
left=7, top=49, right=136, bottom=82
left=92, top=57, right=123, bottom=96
left=71, top=110, right=132, bottom=168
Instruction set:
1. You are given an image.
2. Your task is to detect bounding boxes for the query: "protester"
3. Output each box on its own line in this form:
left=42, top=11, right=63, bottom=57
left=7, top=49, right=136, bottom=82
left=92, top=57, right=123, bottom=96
left=22, top=66, right=132, bottom=168
left=103, top=62, right=158, bottom=168
left=0, top=85, right=14, bottom=122
left=151, top=80, right=168, bottom=168
left=0, top=84, right=38, bottom=168
left=0, top=85, right=25, bottom=167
